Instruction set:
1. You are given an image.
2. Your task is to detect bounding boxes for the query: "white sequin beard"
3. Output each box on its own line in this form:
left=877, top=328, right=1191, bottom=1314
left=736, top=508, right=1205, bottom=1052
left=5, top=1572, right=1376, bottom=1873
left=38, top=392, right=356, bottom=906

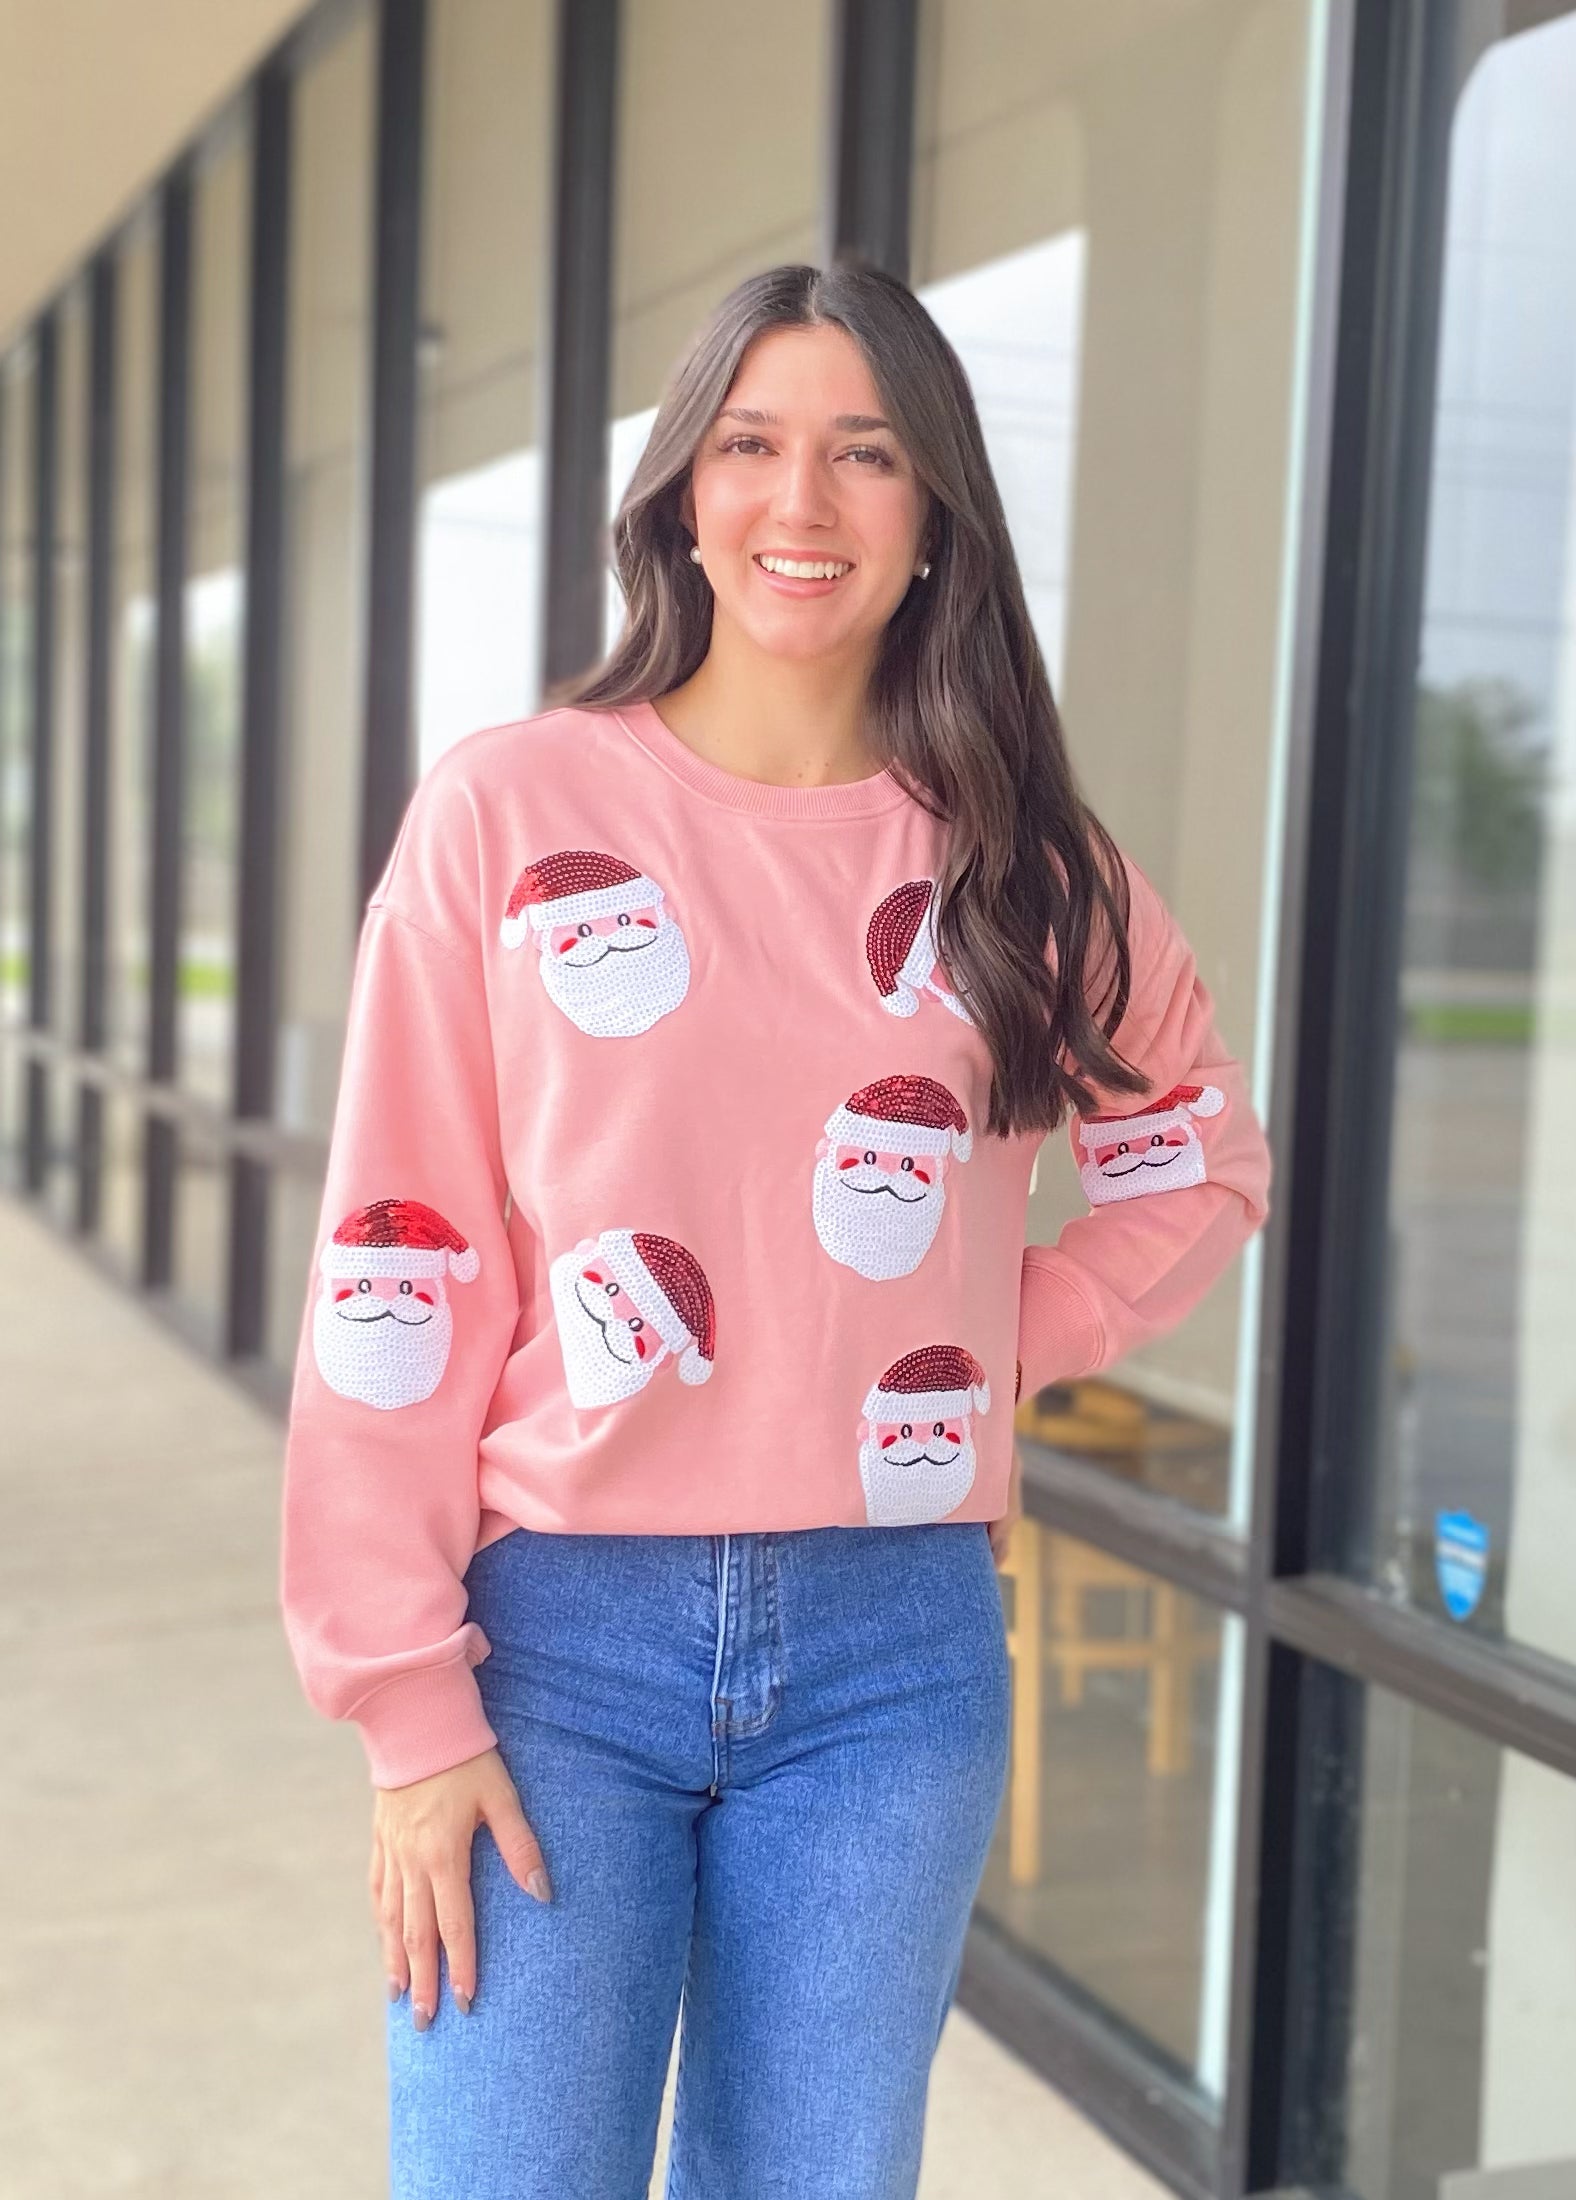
left=548, top=1248, right=665, bottom=1407
left=810, top=1153, right=944, bottom=1280
left=313, top=1290, right=453, bottom=1409
left=857, top=1431, right=977, bottom=1526
left=537, top=918, right=691, bottom=1036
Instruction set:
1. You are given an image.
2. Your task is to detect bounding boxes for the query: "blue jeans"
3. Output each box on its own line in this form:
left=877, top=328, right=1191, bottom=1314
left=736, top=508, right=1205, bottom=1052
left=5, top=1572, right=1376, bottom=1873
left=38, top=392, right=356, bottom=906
left=388, top=1520, right=1011, bottom=2199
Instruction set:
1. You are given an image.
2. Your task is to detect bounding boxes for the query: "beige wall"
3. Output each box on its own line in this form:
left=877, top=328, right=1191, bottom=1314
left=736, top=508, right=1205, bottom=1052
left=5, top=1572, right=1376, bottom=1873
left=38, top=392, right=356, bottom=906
left=0, top=0, right=308, bottom=347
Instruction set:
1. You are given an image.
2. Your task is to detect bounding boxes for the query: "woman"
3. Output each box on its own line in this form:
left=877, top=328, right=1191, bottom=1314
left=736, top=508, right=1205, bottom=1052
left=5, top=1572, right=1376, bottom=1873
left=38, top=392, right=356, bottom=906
left=279, top=259, right=1271, bottom=2199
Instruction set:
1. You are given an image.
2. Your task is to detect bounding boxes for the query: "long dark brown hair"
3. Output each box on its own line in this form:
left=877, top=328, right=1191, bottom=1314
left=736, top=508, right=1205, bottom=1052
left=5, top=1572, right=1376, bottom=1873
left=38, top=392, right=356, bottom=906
left=547, top=259, right=1150, bottom=1140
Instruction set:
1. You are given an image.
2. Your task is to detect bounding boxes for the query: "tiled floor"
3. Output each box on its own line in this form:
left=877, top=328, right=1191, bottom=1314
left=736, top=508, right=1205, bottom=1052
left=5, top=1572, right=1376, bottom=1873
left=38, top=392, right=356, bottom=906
left=0, top=1189, right=1167, bottom=2199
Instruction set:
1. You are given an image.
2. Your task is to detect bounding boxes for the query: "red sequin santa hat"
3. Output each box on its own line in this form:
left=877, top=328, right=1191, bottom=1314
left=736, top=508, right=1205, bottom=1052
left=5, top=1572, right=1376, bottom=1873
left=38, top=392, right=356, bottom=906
left=866, top=879, right=967, bottom=1019
left=823, top=1073, right=973, bottom=1164
left=593, top=1228, right=716, bottom=1384
left=500, top=849, right=664, bottom=951
left=1077, top=1081, right=1225, bottom=1149
left=320, top=1198, right=481, bottom=1282
left=861, top=1342, right=991, bottom=1425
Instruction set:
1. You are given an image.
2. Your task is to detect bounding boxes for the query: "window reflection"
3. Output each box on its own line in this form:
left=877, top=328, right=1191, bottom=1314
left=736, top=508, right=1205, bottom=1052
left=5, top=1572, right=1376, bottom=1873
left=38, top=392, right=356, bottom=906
left=46, top=285, right=89, bottom=1228
left=1, top=345, right=36, bottom=1166
left=100, top=213, right=159, bottom=1280
left=1373, top=7, right=1576, bottom=1674
left=414, top=0, right=554, bottom=768
left=602, top=0, right=831, bottom=653
left=1307, top=1677, right=1576, bottom=2200
left=266, top=0, right=376, bottom=1375
left=984, top=1521, right=1240, bottom=2096
left=916, top=0, right=1319, bottom=1528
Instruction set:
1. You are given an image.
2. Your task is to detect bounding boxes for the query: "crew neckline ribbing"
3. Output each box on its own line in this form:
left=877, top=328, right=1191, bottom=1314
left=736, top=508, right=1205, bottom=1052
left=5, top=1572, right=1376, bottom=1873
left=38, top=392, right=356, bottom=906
left=609, top=695, right=911, bottom=820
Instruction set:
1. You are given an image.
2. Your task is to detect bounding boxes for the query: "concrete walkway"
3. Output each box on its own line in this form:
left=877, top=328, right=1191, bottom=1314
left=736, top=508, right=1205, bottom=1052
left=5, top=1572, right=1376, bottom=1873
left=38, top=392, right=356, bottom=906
left=0, top=1190, right=1166, bottom=2199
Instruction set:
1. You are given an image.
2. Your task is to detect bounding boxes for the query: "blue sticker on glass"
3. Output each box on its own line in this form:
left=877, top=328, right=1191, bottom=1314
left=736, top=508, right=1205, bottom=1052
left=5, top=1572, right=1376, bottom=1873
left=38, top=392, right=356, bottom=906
left=1434, top=1509, right=1490, bottom=1622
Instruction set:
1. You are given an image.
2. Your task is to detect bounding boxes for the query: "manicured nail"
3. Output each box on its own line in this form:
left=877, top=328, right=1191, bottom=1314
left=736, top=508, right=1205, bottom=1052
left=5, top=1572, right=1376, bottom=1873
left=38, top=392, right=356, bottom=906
left=454, top=1989, right=472, bottom=2015
left=387, top=1978, right=402, bottom=2002
left=413, top=2003, right=432, bottom=2032
left=527, top=1868, right=551, bottom=1903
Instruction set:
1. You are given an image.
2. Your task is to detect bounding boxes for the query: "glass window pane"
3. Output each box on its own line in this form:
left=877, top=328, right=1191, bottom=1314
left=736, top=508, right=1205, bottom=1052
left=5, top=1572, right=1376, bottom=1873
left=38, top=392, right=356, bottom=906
left=416, top=0, right=554, bottom=767
left=602, top=0, right=833, bottom=652
left=180, top=116, right=249, bottom=1112
left=1371, top=7, right=1576, bottom=1673
left=981, top=1522, right=1243, bottom=2103
left=1303, top=1676, right=1576, bottom=2199
left=168, top=113, right=252, bottom=1353
left=102, top=211, right=160, bottom=1280
left=46, top=284, right=90, bottom=1227
left=1, top=341, right=36, bottom=1173
left=911, top=1, right=1327, bottom=1524
left=276, top=0, right=374, bottom=1145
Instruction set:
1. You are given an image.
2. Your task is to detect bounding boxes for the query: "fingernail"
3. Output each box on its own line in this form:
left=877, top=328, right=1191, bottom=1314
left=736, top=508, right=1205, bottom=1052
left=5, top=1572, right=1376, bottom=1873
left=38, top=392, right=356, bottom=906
left=454, top=1989, right=472, bottom=2016
left=387, top=1978, right=402, bottom=2002
left=527, top=1867, right=551, bottom=1903
left=413, top=2003, right=432, bottom=2032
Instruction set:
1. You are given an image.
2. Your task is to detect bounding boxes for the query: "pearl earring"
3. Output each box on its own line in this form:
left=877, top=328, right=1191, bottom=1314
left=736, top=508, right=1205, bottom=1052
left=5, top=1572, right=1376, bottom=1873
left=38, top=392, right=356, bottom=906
left=689, top=544, right=702, bottom=563
left=916, top=560, right=931, bottom=578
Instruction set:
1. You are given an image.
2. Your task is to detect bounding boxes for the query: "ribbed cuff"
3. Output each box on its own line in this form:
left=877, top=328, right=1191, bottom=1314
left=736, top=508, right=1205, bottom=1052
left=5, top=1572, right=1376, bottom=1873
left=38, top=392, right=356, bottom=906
left=1016, top=1253, right=1106, bottom=1404
left=352, top=1657, right=500, bottom=1791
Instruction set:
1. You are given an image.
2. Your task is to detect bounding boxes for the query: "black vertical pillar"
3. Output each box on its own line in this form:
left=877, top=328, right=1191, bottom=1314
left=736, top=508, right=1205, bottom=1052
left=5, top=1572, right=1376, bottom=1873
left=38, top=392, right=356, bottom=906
left=538, top=0, right=619, bottom=696
left=826, top=0, right=918, bottom=278
left=359, top=0, right=428, bottom=912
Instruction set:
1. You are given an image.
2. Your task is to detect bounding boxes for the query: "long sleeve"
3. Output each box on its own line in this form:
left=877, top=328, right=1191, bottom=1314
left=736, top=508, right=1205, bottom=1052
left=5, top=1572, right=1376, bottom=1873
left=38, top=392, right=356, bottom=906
left=1016, top=852, right=1272, bottom=1404
left=278, top=881, right=521, bottom=1789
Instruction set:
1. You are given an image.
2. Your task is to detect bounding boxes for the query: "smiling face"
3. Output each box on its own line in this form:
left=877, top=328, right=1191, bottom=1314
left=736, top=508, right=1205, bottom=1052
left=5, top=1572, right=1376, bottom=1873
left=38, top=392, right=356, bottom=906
left=856, top=1406, right=978, bottom=1526
left=535, top=899, right=691, bottom=1035
left=547, top=1242, right=671, bottom=1408
left=681, top=321, right=932, bottom=669
left=810, top=1133, right=950, bottom=1280
left=313, top=1268, right=454, bottom=1409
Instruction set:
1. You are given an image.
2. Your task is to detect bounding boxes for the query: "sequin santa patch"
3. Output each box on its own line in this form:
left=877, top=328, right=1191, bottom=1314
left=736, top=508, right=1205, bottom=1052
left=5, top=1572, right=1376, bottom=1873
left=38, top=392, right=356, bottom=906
left=548, top=1228, right=717, bottom=1409
left=812, top=1072, right=972, bottom=1280
left=865, top=879, right=975, bottom=1024
left=313, top=1198, right=481, bottom=1409
left=499, top=848, right=689, bottom=1036
left=1077, top=1081, right=1226, bottom=1206
left=857, top=1342, right=990, bottom=1525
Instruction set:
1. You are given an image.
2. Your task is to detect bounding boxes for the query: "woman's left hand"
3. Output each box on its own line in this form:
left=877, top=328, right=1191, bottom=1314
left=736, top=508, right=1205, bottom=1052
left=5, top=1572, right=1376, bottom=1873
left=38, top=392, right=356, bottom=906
left=987, top=1441, right=1023, bottom=1567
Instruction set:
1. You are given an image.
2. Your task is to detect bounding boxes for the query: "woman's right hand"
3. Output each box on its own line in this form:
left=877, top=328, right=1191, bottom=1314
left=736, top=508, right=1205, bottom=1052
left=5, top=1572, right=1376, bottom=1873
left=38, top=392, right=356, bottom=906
left=372, top=1744, right=552, bottom=2028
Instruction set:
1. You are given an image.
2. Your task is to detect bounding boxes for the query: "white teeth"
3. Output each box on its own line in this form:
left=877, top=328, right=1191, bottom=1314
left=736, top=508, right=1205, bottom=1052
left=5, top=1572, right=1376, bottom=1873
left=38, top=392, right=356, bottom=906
left=756, top=554, right=851, bottom=580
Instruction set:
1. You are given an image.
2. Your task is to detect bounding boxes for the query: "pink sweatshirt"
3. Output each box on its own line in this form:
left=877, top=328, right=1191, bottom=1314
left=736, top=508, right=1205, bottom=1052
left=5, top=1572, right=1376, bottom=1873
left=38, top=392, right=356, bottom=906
left=278, top=698, right=1272, bottom=1787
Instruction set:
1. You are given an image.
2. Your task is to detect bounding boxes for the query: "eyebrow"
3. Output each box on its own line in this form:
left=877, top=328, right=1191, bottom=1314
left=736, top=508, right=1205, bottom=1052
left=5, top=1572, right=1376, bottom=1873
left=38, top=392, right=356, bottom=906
left=715, top=406, right=894, bottom=433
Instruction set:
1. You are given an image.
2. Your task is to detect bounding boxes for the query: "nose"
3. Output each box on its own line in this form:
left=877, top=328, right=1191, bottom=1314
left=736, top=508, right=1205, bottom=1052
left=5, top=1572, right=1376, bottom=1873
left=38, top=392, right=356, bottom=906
left=769, top=442, right=838, bottom=531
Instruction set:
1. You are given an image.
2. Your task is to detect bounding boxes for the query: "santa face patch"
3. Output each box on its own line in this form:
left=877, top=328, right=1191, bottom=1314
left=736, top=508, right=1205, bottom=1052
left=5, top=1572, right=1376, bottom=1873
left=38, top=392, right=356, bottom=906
left=857, top=1342, right=989, bottom=1526
left=866, top=879, right=975, bottom=1025
left=500, top=848, right=690, bottom=1037
left=812, top=1072, right=972, bottom=1280
left=548, top=1228, right=716, bottom=1408
left=313, top=1197, right=480, bottom=1409
left=1077, top=1081, right=1226, bottom=1206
